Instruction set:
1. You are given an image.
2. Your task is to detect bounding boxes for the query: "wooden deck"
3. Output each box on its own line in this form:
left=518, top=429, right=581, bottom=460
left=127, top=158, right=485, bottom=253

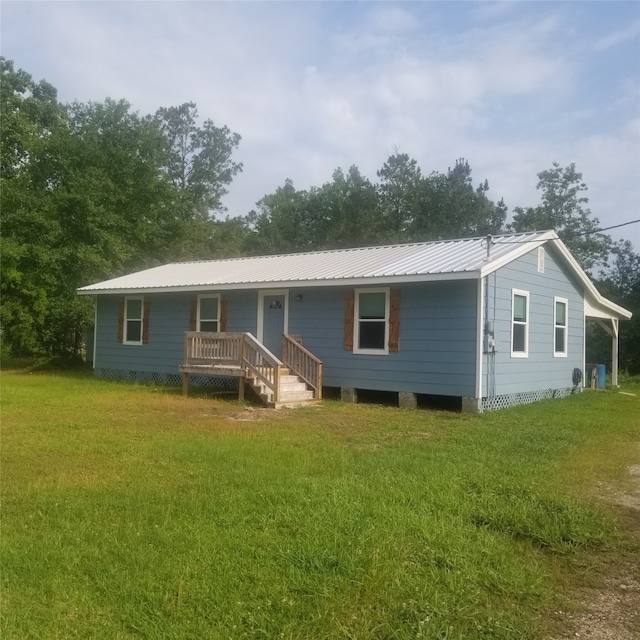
left=179, top=332, right=322, bottom=407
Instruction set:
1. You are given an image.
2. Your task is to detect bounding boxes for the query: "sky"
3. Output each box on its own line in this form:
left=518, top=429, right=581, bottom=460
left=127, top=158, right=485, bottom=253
left=2, top=0, right=639, bottom=249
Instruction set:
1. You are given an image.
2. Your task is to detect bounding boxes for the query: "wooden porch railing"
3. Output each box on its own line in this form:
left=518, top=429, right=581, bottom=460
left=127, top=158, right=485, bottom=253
left=182, top=331, right=283, bottom=403
left=181, top=331, right=322, bottom=404
left=282, top=334, right=323, bottom=399
left=183, top=331, right=244, bottom=366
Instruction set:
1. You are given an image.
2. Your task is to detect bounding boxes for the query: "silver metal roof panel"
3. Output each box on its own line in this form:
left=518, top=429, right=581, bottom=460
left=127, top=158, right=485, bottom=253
left=78, top=231, right=553, bottom=294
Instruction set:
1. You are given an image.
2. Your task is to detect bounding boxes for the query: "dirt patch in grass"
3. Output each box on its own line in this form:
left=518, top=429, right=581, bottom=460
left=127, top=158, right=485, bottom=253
left=549, top=457, right=640, bottom=640
left=227, top=407, right=273, bottom=421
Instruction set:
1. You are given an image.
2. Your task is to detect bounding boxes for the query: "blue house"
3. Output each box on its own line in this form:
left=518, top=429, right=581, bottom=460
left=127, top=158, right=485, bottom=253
left=78, top=231, right=631, bottom=411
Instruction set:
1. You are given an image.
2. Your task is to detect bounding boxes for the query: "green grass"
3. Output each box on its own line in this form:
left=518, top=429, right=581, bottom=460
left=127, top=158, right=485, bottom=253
left=1, top=369, right=638, bottom=639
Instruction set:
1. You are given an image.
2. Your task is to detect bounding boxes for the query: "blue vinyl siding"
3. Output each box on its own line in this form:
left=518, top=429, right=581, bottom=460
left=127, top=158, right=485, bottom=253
left=94, top=291, right=259, bottom=374
left=96, top=293, right=190, bottom=374
left=483, top=246, right=584, bottom=396
left=94, top=281, right=478, bottom=397
left=288, top=281, right=477, bottom=397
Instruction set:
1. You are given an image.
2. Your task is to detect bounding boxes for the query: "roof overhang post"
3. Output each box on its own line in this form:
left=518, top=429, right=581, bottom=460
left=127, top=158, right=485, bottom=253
left=594, top=318, right=620, bottom=388
left=611, top=318, right=619, bottom=388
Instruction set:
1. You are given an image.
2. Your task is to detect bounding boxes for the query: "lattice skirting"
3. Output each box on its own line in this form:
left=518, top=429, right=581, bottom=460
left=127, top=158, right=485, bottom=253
left=94, top=368, right=238, bottom=390
left=481, top=387, right=578, bottom=412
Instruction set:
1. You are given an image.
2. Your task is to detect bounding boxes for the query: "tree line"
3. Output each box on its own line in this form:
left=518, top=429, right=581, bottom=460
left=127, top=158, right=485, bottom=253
left=1, top=58, right=637, bottom=373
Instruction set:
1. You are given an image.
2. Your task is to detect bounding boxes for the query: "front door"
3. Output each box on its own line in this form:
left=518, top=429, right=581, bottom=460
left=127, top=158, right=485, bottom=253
left=259, top=292, right=287, bottom=358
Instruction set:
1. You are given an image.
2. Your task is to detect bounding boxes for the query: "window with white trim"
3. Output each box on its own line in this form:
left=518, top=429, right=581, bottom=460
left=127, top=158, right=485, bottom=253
left=554, top=297, right=568, bottom=357
left=198, top=295, right=220, bottom=332
left=511, top=289, right=529, bottom=357
left=354, top=288, right=389, bottom=354
left=124, top=297, right=144, bottom=345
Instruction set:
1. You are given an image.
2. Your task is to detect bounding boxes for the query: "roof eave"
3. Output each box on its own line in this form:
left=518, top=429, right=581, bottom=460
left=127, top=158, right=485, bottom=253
left=548, top=238, right=632, bottom=320
left=76, top=270, right=482, bottom=295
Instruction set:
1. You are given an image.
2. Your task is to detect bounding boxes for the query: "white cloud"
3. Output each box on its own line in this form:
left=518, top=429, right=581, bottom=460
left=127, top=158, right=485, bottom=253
left=1, top=1, right=638, bottom=247
left=595, top=21, right=640, bottom=51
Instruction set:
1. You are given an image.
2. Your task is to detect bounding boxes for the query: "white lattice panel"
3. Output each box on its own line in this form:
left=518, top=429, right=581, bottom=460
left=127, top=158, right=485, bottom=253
left=95, top=368, right=237, bottom=389
left=482, top=387, right=576, bottom=412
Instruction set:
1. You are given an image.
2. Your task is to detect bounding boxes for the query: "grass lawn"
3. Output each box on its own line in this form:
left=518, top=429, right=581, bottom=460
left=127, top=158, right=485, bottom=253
left=1, top=368, right=638, bottom=639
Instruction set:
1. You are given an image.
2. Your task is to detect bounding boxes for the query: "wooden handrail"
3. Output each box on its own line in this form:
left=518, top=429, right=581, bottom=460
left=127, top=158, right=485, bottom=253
left=282, top=334, right=323, bottom=399
left=242, top=333, right=282, bottom=402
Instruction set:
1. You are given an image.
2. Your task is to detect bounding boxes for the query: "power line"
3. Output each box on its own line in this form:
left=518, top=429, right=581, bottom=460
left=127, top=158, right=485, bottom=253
left=490, top=218, right=640, bottom=245
left=581, top=218, right=640, bottom=235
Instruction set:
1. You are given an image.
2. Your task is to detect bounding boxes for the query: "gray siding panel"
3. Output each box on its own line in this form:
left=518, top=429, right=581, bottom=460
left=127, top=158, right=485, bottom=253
left=482, top=246, right=584, bottom=397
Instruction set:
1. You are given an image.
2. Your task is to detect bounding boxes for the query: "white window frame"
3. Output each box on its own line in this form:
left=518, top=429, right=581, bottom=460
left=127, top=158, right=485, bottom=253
left=354, top=287, right=390, bottom=355
left=553, top=296, right=568, bottom=357
left=124, top=296, right=144, bottom=345
left=511, top=289, right=529, bottom=358
left=197, top=294, right=220, bottom=332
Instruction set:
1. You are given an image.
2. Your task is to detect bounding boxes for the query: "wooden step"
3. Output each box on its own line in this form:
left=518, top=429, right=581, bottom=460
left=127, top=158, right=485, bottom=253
left=279, top=389, right=315, bottom=401
left=279, top=381, right=309, bottom=393
left=253, top=388, right=314, bottom=402
left=246, top=371, right=317, bottom=407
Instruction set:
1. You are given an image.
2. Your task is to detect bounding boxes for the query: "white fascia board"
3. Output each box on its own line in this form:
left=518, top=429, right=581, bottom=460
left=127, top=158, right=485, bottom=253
left=478, top=230, right=557, bottom=278
left=584, top=300, right=613, bottom=319
left=548, top=239, right=632, bottom=320
left=476, top=232, right=632, bottom=321
left=76, top=270, right=481, bottom=296
left=585, top=297, right=631, bottom=320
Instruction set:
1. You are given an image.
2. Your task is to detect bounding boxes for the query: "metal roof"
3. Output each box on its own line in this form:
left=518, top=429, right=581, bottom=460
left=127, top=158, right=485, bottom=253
left=78, top=231, right=554, bottom=294
left=76, top=229, right=632, bottom=320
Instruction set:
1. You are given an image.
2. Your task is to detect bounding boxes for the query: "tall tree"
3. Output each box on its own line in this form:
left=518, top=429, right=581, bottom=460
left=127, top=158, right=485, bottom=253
left=245, top=179, right=310, bottom=254
left=250, top=156, right=507, bottom=253
left=1, top=58, right=67, bottom=355
left=208, top=216, right=255, bottom=258
left=155, top=102, right=242, bottom=219
left=509, top=162, right=610, bottom=273
left=246, top=167, right=384, bottom=253
left=411, top=159, right=506, bottom=241
left=1, top=94, right=176, bottom=356
left=1, top=60, right=244, bottom=357
left=377, top=153, right=422, bottom=241
left=318, top=166, right=382, bottom=249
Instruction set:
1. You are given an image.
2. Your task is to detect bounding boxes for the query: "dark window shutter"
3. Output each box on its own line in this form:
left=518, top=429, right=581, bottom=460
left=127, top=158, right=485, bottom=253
left=142, top=299, right=150, bottom=344
left=344, top=291, right=355, bottom=351
left=220, top=297, right=228, bottom=332
left=389, top=290, right=400, bottom=352
left=117, top=299, right=125, bottom=342
left=190, top=300, right=197, bottom=331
